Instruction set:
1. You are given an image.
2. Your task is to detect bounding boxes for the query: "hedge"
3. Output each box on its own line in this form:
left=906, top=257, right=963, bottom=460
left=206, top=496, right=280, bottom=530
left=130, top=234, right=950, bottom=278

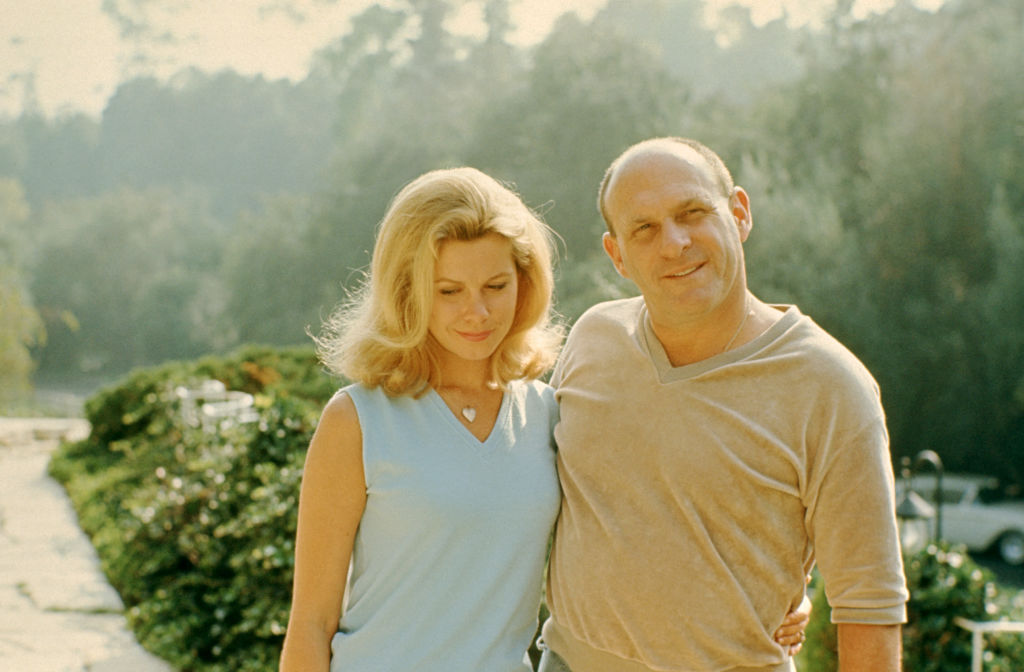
left=49, top=345, right=339, bottom=672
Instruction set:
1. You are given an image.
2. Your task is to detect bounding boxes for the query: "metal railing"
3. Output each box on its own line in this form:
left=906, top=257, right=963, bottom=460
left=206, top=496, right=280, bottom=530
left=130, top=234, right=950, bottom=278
left=174, top=380, right=259, bottom=430
left=954, top=617, right=1024, bottom=672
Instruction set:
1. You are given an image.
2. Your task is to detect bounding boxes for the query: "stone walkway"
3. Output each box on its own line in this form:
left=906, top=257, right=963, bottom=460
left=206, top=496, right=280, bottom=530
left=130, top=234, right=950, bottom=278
left=0, top=418, right=174, bottom=672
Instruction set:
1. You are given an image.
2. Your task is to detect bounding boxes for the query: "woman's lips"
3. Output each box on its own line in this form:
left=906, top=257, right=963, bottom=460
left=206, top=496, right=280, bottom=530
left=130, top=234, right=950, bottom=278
left=457, top=330, right=493, bottom=342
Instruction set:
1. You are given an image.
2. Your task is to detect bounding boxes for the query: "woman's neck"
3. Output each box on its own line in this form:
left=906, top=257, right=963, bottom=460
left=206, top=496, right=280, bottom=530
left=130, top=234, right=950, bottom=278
left=433, top=356, right=494, bottom=392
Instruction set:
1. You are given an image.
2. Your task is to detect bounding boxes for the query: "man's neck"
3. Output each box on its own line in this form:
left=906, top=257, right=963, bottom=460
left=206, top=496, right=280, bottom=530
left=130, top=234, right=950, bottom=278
left=650, top=295, right=779, bottom=367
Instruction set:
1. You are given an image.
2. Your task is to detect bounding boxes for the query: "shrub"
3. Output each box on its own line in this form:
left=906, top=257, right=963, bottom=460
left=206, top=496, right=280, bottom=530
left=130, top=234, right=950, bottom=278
left=118, top=396, right=318, bottom=671
left=799, top=542, right=1024, bottom=672
left=50, top=346, right=339, bottom=672
left=904, top=543, right=1024, bottom=672
left=80, top=345, right=335, bottom=446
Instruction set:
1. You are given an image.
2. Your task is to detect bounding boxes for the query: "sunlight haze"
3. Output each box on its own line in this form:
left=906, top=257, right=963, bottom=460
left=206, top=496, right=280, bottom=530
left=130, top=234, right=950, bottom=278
left=1, top=0, right=943, bottom=117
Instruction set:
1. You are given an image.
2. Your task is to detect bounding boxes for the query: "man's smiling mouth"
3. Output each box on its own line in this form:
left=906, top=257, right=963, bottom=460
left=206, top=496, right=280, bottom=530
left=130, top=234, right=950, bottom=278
left=666, top=264, right=703, bottom=279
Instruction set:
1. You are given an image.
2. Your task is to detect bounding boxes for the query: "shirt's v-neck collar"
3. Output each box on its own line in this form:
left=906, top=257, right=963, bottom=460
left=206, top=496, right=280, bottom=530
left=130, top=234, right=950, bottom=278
left=639, top=304, right=801, bottom=384
left=427, top=385, right=512, bottom=447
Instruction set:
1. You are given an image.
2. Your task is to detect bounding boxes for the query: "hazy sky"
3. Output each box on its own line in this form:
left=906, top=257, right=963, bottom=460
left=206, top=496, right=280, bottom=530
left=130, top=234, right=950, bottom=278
left=1, top=0, right=940, bottom=118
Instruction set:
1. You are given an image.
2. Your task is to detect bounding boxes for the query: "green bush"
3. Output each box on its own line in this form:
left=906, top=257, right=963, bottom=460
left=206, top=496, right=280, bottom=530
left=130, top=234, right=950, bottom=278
left=799, top=543, right=1024, bottom=671
left=80, top=344, right=335, bottom=446
left=904, top=543, right=1024, bottom=672
left=50, top=346, right=339, bottom=672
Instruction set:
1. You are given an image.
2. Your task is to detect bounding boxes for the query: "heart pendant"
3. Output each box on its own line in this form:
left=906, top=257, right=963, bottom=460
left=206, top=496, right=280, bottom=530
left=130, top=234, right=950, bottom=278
left=461, top=406, right=476, bottom=423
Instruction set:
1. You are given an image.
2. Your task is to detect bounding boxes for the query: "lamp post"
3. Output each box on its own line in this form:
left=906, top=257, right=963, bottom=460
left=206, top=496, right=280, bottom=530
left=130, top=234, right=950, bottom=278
left=912, top=450, right=944, bottom=542
left=896, top=456, right=935, bottom=554
left=895, top=450, right=945, bottom=553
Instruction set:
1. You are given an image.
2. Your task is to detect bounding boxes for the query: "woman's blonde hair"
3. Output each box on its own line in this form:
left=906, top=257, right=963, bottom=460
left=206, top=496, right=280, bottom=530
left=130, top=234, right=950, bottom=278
left=315, top=167, right=563, bottom=396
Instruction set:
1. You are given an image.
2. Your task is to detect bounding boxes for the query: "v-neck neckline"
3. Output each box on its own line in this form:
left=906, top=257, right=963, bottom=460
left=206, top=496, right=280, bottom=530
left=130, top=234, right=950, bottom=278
left=428, top=385, right=511, bottom=446
left=640, top=304, right=800, bottom=383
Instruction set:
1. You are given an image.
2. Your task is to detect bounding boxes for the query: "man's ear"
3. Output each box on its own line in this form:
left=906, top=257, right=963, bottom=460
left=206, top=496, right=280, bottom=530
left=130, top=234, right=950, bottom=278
left=602, top=232, right=629, bottom=279
left=730, top=187, right=753, bottom=242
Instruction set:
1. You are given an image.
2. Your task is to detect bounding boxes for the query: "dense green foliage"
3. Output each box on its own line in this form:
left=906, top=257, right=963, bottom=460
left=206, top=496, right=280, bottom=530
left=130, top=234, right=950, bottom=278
left=56, top=354, right=1024, bottom=671
left=5, top=0, right=1024, bottom=484
left=904, top=544, right=1024, bottom=670
left=49, top=346, right=338, bottom=672
left=799, top=543, right=1024, bottom=671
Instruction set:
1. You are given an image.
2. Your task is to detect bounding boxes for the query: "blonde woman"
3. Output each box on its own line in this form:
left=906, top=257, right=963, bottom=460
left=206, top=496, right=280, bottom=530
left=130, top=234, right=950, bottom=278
left=279, top=167, right=808, bottom=672
left=280, top=167, right=562, bottom=672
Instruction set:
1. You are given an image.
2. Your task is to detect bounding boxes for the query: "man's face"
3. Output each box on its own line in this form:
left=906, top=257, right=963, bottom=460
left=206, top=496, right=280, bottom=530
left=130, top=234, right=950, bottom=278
left=601, top=145, right=752, bottom=331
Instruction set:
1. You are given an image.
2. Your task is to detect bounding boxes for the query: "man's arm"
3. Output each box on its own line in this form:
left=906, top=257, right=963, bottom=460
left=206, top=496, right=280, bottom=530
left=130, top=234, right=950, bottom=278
left=837, top=623, right=902, bottom=672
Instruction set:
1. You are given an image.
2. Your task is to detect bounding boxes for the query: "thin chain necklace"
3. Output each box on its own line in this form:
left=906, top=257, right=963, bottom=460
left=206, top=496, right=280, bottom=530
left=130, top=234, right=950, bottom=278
left=438, top=383, right=496, bottom=424
left=722, top=297, right=753, bottom=353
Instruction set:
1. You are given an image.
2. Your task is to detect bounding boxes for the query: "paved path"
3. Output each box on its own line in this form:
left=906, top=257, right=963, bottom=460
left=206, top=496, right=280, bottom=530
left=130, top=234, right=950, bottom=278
left=0, top=418, right=174, bottom=672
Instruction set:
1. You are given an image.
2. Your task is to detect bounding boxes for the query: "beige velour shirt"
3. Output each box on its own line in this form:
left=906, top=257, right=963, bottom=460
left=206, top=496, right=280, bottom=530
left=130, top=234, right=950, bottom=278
left=543, top=298, right=908, bottom=672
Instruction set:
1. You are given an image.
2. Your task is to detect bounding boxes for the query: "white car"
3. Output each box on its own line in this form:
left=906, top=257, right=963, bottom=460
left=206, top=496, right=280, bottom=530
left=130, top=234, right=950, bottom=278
left=897, top=473, right=1024, bottom=565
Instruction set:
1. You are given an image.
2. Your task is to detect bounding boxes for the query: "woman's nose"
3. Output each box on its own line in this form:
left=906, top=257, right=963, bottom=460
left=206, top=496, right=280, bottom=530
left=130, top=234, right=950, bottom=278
left=465, top=293, right=489, bottom=318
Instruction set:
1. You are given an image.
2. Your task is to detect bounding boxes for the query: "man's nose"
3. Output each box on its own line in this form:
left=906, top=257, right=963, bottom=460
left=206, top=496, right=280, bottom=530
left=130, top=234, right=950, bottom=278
left=659, top=221, right=691, bottom=256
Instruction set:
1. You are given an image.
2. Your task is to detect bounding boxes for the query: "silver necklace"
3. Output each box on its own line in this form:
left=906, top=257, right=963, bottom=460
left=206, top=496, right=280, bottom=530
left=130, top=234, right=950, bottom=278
left=723, top=298, right=753, bottom=352
left=437, top=384, right=493, bottom=423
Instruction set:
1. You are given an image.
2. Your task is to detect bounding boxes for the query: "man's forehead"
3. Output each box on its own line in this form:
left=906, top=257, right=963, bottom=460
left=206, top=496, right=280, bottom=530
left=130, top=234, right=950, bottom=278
left=617, top=142, right=709, bottom=176
left=609, top=147, right=718, bottom=201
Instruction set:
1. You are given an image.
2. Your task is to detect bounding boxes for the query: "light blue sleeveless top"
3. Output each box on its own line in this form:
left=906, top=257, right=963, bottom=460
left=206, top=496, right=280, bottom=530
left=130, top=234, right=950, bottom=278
left=330, top=379, right=561, bottom=672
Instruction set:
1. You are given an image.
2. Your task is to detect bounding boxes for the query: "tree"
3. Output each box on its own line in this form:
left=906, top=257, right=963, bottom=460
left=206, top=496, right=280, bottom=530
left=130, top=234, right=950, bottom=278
left=97, top=71, right=335, bottom=218
left=848, top=0, right=1024, bottom=477
left=945, top=187, right=1024, bottom=482
left=0, top=179, right=44, bottom=406
left=740, top=0, right=1024, bottom=481
left=219, top=194, right=324, bottom=347
left=464, top=11, right=694, bottom=318
left=739, top=153, right=872, bottom=333
left=30, top=186, right=225, bottom=377
left=304, top=0, right=504, bottom=310
left=4, top=112, right=100, bottom=206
